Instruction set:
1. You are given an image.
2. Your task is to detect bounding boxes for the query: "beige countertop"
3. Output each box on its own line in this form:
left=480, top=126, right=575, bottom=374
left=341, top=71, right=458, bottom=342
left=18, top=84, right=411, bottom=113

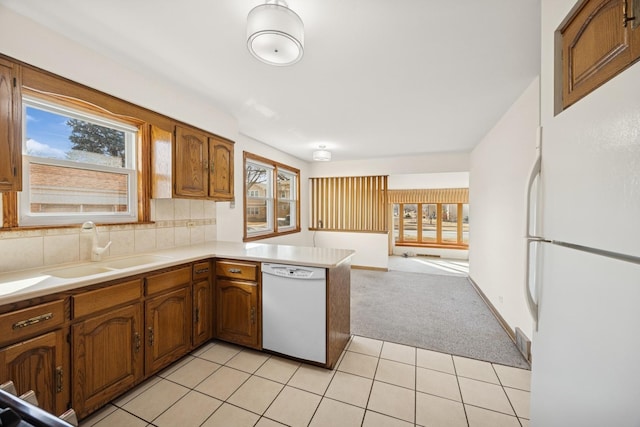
left=0, top=241, right=355, bottom=306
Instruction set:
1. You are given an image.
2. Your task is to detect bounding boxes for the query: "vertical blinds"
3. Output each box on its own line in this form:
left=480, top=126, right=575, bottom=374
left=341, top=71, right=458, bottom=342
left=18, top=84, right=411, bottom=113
left=310, top=175, right=388, bottom=232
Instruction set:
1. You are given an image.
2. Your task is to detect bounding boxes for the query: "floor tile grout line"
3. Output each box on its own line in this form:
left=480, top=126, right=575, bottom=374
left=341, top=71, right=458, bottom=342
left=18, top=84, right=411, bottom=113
left=491, top=362, right=521, bottom=419
left=452, top=354, right=471, bottom=427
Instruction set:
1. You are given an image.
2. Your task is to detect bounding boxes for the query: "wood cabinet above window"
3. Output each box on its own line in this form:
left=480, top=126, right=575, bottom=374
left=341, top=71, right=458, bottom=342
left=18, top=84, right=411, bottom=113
left=559, top=0, right=640, bottom=110
left=152, top=124, right=234, bottom=201
left=0, top=58, right=21, bottom=192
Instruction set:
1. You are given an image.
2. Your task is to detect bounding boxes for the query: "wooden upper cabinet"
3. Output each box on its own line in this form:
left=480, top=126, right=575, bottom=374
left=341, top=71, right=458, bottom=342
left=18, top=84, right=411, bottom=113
left=560, top=0, right=640, bottom=109
left=175, top=125, right=209, bottom=198
left=155, top=124, right=235, bottom=200
left=0, top=58, right=21, bottom=192
left=209, top=136, right=234, bottom=200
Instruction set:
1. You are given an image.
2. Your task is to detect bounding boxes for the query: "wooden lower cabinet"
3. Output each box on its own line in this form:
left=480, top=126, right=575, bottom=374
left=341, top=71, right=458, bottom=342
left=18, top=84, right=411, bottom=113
left=193, top=279, right=213, bottom=348
left=72, top=303, right=143, bottom=418
left=0, top=329, right=68, bottom=416
left=145, top=286, right=191, bottom=374
left=216, top=279, right=259, bottom=349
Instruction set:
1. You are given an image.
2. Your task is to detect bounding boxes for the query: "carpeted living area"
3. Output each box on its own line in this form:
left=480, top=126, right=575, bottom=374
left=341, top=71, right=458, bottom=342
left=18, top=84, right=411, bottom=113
left=350, top=268, right=530, bottom=369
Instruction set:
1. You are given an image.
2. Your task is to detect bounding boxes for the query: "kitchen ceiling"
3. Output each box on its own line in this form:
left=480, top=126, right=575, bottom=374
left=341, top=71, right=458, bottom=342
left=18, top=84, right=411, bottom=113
left=0, top=0, right=540, bottom=162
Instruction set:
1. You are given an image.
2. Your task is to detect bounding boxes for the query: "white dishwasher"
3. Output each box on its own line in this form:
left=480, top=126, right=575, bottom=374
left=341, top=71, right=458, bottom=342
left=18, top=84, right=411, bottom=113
left=262, top=263, right=326, bottom=364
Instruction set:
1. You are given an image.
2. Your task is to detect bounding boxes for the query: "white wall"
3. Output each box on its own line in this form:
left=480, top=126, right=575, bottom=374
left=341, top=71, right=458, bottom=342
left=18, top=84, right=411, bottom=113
left=388, top=172, right=469, bottom=189
left=0, top=6, right=237, bottom=142
left=469, top=76, right=539, bottom=340
left=310, top=151, right=469, bottom=177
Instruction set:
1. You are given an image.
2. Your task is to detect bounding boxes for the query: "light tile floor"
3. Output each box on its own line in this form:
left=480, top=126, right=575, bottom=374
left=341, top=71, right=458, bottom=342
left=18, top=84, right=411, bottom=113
left=79, top=336, right=530, bottom=427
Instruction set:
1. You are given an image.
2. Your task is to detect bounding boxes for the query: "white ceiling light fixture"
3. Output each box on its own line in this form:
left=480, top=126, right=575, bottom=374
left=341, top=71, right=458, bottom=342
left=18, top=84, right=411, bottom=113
left=247, top=0, right=304, bottom=66
left=313, top=145, right=331, bottom=162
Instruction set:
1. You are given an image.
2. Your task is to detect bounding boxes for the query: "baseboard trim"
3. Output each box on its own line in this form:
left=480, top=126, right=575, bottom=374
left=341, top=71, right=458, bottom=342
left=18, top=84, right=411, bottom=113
left=351, top=265, right=389, bottom=272
left=467, top=275, right=518, bottom=344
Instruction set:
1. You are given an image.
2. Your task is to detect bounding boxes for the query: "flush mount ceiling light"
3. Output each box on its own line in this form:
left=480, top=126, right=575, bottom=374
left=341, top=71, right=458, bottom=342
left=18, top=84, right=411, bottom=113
left=312, top=145, right=331, bottom=161
left=247, top=0, right=304, bottom=66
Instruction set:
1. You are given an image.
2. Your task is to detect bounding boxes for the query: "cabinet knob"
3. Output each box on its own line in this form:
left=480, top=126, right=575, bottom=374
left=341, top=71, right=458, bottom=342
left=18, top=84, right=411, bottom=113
left=250, top=307, right=255, bottom=324
left=148, top=327, right=154, bottom=347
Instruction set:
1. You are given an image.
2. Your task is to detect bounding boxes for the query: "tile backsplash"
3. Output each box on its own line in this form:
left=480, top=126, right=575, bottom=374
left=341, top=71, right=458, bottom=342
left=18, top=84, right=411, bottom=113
left=0, top=199, right=217, bottom=274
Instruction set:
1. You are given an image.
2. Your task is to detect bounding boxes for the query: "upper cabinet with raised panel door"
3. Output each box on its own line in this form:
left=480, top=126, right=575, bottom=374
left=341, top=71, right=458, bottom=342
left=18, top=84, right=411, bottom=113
left=154, top=125, right=234, bottom=200
left=0, top=58, right=22, bottom=192
left=560, top=0, right=640, bottom=109
left=209, top=136, right=234, bottom=200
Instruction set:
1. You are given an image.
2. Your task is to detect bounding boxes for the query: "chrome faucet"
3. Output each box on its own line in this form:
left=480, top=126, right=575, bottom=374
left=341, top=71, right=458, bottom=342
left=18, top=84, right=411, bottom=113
left=81, top=221, right=112, bottom=261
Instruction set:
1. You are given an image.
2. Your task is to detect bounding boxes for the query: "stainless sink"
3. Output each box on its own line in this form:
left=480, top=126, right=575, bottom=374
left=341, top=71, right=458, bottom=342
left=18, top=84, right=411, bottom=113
left=102, top=255, right=172, bottom=269
left=46, top=254, right=173, bottom=278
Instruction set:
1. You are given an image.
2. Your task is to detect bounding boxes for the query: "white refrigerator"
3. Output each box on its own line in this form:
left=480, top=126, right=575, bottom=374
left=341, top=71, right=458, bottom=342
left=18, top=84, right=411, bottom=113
left=526, top=97, right=640, bottom=426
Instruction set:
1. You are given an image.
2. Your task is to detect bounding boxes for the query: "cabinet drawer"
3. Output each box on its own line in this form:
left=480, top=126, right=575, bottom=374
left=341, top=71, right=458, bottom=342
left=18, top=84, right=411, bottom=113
left=0, top=300, right=65, bottom=345
left=73, top=279, right=142, bottom=319
left=146, top=266, right=191, bottom=296
left=216, top=260, right=258, bottom=281
left=193, top=261, right=211, bottom=281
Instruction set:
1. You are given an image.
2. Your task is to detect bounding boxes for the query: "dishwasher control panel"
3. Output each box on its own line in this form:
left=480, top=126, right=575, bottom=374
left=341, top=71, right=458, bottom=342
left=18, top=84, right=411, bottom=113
left=262, top=263, right=325, bottom=279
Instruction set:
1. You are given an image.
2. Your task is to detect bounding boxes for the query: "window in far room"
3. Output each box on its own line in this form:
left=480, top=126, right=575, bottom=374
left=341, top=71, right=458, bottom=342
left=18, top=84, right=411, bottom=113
left=244, top=152, right=300, bottom=241
left=390, top=188, right=469, bottom=248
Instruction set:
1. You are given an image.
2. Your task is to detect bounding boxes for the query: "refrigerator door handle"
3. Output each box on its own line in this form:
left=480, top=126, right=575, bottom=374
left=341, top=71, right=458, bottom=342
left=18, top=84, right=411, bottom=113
left=525, top=150, right=541, bottom=240
left=525, top=237, right=545, bottom=329
left=524, top=135, right=543, bottom=329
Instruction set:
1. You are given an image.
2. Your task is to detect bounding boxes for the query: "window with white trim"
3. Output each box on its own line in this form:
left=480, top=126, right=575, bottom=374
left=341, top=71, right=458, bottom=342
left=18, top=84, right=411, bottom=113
left=20, top=96, right=138, bottom=226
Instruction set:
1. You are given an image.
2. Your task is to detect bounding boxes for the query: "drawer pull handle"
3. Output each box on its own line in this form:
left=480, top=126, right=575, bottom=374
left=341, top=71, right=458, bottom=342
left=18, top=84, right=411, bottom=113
left=195, top=268, right=209, bottom=274
left=56, top=366, right=63, bottom=393
left=12, top=313, right=53, bottom=330
left=228, top=268, right=242, bottom=274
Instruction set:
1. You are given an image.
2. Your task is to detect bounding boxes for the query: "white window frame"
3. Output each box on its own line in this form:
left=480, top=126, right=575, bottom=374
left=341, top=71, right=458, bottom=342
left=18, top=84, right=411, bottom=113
left=246, top=160, right=274, bottom=237
left=277, top=168, right=297, bottom=232
left=19, top=96, right=138, bottom=226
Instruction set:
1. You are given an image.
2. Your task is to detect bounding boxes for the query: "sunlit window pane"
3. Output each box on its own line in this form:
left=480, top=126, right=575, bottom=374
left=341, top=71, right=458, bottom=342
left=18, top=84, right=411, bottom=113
left=442, top=204, right=458, bottom=243
left=421, top=204, right=437, bottom=243
left=402, top=204, right=418, bottom=242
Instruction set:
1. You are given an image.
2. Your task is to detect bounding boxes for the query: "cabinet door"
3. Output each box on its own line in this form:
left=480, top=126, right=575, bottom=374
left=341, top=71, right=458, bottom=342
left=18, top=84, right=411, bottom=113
left=216, top=279, right=259, bottom=348
left=0, top=330, right=67, bottom=416
left=0, top=58, right=21, bottom=192
left=631, top=0, right=640, bottom=59
left=175, top=126, right=208, bottom=198
left=72, top=303, right=143, bottom=418
left=193, top=280, right=213, bottom=348
left=208, top=137, right=234, bottom=200
left=560, top=0, right=633, bottom=108
left=145, top=286, right=192, bottom=374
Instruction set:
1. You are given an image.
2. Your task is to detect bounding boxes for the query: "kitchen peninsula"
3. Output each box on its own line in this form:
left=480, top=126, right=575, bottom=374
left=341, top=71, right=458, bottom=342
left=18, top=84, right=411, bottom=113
left=0, top=241, right=354, bottom=419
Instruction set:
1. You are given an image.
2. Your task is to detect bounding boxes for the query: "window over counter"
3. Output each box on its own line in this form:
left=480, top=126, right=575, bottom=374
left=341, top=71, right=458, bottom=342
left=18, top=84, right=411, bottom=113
left=19, top=95, right=139, bottom=226
left=244, top=152, right=300, bottom=241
